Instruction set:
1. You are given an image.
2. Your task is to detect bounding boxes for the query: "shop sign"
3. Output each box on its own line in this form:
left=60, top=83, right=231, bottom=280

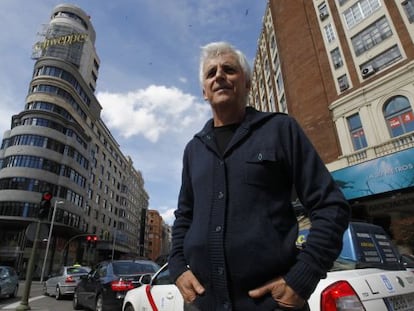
left=332, top=148, right=414, bottom=200
left=33, top=33, right=88, bottom=51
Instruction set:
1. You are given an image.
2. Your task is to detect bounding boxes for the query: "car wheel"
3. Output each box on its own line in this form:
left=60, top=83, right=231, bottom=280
left=72, top=290, right=82, bottom=310
left=55, top=286, right=62, bottom=300
left=10, top=284, right=18, bottom=298
left=95, top=294, right=103, bottom=311
left=124, top=304, right=135, bottom=311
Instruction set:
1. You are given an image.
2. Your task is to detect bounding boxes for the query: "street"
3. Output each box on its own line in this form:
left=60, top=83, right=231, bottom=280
left=0, top=281, right=73, bottom=311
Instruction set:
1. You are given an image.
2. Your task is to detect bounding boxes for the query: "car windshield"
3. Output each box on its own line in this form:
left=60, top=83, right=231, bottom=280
left=113, top=261, right=159, bottom=275
left=67, top=267, right=89, bottom=274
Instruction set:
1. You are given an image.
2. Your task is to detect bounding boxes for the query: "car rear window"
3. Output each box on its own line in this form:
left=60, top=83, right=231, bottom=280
left=341, top=222, right=402, bottom=270
left=67, top=267, right=89, bottom=274
left=113, top=262, right=158, bottom=275
left=297, top=222, right=404, bottom=271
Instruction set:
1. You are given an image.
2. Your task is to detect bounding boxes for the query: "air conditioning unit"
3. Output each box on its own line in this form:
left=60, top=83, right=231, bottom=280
left=319, top=12, right=329, bottom=20
left=361, top=65, right=375, bottom=78
left=339, top=82, right=349, bottom=91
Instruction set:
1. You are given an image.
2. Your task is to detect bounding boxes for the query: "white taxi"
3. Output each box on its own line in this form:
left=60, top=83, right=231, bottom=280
left=123, top=222, right=414, bottom=311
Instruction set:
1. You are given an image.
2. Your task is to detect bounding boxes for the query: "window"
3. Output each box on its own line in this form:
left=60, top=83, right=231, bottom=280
left=338, top=75, right=349, bottom=91
left=331, top=48, right=343, bottom=68
left=361, top=45, right=402, bottom=74
left=383, top=96, right=414, bottom=137
left=318, top=2, right=329, bottom=20
left=276, top=74, right=284, bottom=92
left=403, top=0, right=414, bottom=23
left=279, top=95, right=287, bottom=113
left=343, top=0, right=381, bottom=29
left=324, top=24, right=336, bottom=43
left=351, top=17, right=392, bottom=56
left=273, top=53, right=280, bottom=72
left=270, top=35, right=276, bottom=50
left=347, top=114, right=367, bottom=150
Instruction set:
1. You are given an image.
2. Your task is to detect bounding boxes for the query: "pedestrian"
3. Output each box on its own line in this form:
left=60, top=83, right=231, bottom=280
left=169, top=41, right=350, bottom=311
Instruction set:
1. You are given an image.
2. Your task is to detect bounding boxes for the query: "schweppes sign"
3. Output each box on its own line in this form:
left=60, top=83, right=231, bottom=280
left=34, top=33, right=88, bottom=51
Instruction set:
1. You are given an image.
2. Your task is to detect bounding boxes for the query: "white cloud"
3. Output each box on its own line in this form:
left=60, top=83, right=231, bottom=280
left=159, top=207, right=176, bottom=226
left=97, top=85, right=210, bottom=143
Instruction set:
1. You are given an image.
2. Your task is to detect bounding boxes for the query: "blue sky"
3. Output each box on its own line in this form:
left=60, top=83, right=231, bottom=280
left=0, top=1, right=266, bottom=225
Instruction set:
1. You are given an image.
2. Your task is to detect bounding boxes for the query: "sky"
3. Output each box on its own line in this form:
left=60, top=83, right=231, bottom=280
left=0, top=1, right=267, bottom=225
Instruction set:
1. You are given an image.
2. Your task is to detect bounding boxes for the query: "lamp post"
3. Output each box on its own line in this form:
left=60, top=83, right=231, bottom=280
left=40, top=200, right=63, bottom=283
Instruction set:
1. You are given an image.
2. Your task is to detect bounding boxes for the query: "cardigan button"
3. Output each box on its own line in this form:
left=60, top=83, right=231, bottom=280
left=257, top=153, right=263, bottom=160
left=215, top=226, right=222, bottom=232
left=218, top=192, right=224, bottom=199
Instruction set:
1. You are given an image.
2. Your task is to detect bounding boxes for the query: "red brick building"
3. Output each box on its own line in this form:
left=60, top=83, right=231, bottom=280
left=250, top=0, right=414, bottom=253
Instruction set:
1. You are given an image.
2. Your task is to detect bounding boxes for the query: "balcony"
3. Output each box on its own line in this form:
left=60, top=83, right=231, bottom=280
left=342, top=132, right=414, bottom=166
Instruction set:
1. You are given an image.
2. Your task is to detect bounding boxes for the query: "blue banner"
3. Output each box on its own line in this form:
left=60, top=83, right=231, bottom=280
left=332, top=148, right=414, bottom=200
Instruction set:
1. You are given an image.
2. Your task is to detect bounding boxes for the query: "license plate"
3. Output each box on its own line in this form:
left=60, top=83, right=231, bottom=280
left=384, top=293, right=414, bottom=311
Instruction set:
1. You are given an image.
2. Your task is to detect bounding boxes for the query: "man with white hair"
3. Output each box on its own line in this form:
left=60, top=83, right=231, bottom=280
left=169, top=41, right=350, bottom=311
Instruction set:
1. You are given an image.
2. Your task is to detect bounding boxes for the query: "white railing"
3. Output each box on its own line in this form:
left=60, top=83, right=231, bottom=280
left=343, top=132, right=414, bottom=166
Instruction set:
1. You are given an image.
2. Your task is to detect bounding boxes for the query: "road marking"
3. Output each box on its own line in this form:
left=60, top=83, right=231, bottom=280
left=2, top=296, right=45, bottom=309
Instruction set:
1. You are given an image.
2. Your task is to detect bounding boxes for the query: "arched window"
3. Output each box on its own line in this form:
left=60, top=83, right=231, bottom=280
left=383, top=96, right=414, bottom=137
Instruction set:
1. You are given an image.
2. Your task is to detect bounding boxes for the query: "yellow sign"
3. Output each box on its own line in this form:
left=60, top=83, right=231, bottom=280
left=296, top=234, right=307, bottom=247
left=34, top=33, right=88, bottom=51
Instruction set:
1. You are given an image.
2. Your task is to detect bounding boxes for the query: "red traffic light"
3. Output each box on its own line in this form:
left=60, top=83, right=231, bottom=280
left=39, top=191, right=53, bottom=219
left=86, top=235, right=98, bottom=242
left=42, top=192, right=52, bottom=201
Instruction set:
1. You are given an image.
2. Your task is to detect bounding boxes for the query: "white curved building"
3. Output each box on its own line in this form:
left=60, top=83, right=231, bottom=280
left=0, top=4, right=149, bottom=276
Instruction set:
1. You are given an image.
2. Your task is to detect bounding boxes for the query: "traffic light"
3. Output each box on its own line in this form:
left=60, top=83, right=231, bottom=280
left=39, top=191, right=53, bottom=219
left=86, top=235, right=98, bottom=247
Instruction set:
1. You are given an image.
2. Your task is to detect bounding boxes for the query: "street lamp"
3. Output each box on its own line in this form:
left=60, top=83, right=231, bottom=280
left=40, top=200, right=63, bottom=283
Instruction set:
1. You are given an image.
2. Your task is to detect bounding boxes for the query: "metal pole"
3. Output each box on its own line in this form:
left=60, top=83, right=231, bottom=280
left=111, top=230, right=117, bottom=260
left=16, top=220, right=41, bottom=311
left=40, top=200, right=63, bottom=283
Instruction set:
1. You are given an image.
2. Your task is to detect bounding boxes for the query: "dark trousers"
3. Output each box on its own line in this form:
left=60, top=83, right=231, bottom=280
left=184, top=302, right=201, bottom=310
left=184, top=302, right=310, bottom=311
left=274, top=302, right=310, bottom=311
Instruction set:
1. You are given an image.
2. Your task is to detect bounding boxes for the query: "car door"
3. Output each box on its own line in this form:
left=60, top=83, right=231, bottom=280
left=83, top=263, right=107, bottom=309
left=0, top=268, right=12, bottom=295
left=146, top=265, right=183, bottom=310
left=46, top=267, right=63, bottom=293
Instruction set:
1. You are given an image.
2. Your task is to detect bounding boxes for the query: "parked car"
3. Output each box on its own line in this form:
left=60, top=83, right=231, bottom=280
left=43, top=265, right=91, bottom=299
left=123, top=222, right=414, bottom=311
left=0, top=266, right=19, bottom=299
left=401, top=253, right=414, bottom=273
left=122, top=263, right=181, bottom=311
left=73, top=259, right=160, bottom=311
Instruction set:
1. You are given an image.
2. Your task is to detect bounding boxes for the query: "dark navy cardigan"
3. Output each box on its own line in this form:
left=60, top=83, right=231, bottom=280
left=169, top=107, right=350, bottom=310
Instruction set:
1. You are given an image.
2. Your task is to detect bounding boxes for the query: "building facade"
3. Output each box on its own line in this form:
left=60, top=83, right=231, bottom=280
left=0, top=4, right=149, bottom=276
left=250, top=0, right=414, bottom=254
left=146, top=209, right=171, bottom=262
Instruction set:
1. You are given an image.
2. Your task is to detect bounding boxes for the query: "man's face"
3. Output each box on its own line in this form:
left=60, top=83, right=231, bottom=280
left=202, top=52, right=249, bottom=109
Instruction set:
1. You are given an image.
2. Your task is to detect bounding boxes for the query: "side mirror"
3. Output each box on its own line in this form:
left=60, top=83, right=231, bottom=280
left=139, top=273, right=152, bottom=285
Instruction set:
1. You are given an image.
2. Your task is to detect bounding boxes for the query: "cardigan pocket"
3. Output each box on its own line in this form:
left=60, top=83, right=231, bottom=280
left=244, top=150, right=281, bottom=187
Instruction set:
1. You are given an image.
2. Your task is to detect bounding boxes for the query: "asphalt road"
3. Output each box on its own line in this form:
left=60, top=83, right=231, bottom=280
left=0, top=281, right=73, bottom=311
